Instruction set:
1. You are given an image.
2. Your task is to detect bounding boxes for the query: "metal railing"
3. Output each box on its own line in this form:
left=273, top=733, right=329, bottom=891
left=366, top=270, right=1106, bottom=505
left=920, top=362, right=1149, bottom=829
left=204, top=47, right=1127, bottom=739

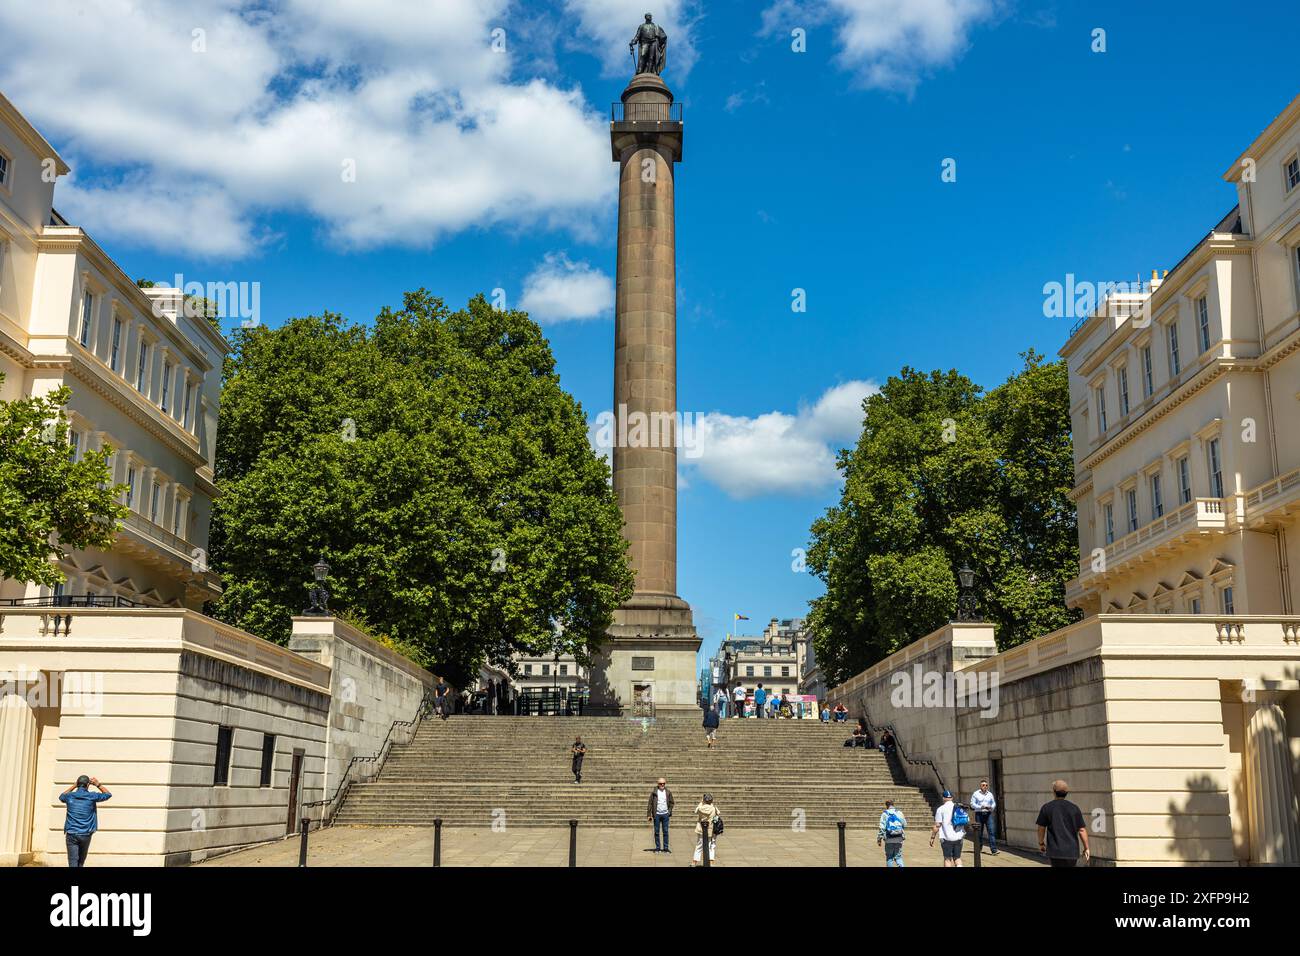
left=855, top=704, right=946, bottom=797
left=303, top=690, right=434, bottom=827
left=0, top=594, right=147, bottom=608
left=516, top=688, right=589, bottom=716
left=610, top=102, right=683, bottom=123
left=120, top=509, right=194, bottom=558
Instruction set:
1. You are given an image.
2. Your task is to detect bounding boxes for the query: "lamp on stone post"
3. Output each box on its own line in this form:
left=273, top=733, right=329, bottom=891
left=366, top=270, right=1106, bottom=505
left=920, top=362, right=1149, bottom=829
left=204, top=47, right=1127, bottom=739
left=956, top=562, right=982, bottom=622
left=304, top=556, right=331, bottom=616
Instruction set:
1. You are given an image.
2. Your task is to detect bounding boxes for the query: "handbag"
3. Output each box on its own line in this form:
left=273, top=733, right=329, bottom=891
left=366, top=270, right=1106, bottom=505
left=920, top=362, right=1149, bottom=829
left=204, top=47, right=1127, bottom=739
left=712, top=813, right=724, bottom=836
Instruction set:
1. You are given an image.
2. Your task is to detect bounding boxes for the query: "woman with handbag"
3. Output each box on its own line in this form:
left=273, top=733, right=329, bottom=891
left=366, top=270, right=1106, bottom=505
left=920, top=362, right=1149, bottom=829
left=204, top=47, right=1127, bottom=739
left=692, top=793, right=721, bottom=865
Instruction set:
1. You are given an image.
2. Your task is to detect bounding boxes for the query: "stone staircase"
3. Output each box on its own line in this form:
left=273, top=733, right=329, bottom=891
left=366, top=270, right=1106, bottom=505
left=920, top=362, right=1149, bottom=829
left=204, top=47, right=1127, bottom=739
left=335, top=716, right=939, bottom=829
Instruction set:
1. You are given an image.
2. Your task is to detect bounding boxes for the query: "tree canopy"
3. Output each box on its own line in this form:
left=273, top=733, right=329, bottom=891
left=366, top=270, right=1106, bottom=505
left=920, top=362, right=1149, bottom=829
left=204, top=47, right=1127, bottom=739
left=806, top=352, right=1079, bottom=686
left=0, top=375, right=126, bottom=586
left=209, top=291, right=633, bottom=685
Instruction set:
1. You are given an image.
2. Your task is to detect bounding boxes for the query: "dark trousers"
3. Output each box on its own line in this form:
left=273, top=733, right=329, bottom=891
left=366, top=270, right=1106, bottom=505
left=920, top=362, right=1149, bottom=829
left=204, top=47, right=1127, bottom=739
left=572, top=756, right=584, bottom=781
left=1049, top=856, right=1077, bottom=867
left=66, top=832, right=93, bottom=868
left=975, top=811, right=997, bottom=851
left=653, top=812, right=671, bottom=849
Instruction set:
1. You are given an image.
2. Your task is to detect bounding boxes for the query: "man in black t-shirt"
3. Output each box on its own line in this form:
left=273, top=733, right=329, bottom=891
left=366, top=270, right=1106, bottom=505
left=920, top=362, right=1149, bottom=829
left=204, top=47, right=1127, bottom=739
left=571, top=737, right=587, bottom=783
left=1035, top=779, right=1091, bottom=867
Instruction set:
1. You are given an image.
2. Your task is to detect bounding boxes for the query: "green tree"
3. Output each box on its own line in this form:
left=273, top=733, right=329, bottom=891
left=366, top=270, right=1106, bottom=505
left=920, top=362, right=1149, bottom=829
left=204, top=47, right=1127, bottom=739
left=210, top=292, right=634, bottom=685
left=806, top=352, right=1078, bottom=685
left=0, top=375, right=127, bottom=586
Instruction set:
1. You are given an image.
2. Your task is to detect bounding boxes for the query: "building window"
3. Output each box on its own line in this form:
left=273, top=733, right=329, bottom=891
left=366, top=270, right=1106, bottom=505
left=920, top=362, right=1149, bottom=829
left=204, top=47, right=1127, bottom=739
left=1095, top=386, right=1107, bottom=434
left=1117, top=366, right=1130, bottom=416
left=125, top=466, right=137, bottom=508
left=172, top=495, right=184, bottom=535
left=1196, top=296, right=1211, bottom=353
left=1104, top=503, right=1114, bottom=544
left=1286, top=155, right=1300, bottom=192
left=523, top=664, right=532, bottom=675
left=160, top=362, right=172, bottom=413
left=110, top=318, right=123, bottom=372
left=136, top=340, right=149, bottom=392
left=1190, top=597, right=1202, bottom=615
left=1168, top=321, right=1181, bottom=376
left=1150, top=473, right=1164, bottom=520
left=1126, top=488, right=1138, bottom=532
left=746, top=665, right=754, bottom=677
left=0, top=151, right=9, bottom=188
left=78, top=291, right=94, bottom=347
left=150, top=481, right=161, bottom=522
left=213, top=726, right=234, bottom=786
left=762, top=665, right=771, bottom=677
left=559, top=664, right=568, bottom=675
left=68, top=430, right=80, bottom=462
left=1177, top=456, right=1192, bottom=504
left=259, top=734, right=275, bottom=787
left=541, top=664, right=550, bottom=676
left=1220, top=586, right=1235, bottom=615
left=781, top=666, right=790, bottom=677
left=1141, top=345, right=1154, bottom=397
left=1207, top=438, right=1224, bottom=498
left=182, top=381, right=194, bottom=427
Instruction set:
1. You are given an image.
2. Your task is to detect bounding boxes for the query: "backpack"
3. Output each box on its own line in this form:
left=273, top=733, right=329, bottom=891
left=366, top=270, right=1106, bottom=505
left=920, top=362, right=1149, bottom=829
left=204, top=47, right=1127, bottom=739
left=951, top=803, right=970, bottom=828
left=712, top=814, right=724, bottom=836
left=884, top=810, right=905, bottom=838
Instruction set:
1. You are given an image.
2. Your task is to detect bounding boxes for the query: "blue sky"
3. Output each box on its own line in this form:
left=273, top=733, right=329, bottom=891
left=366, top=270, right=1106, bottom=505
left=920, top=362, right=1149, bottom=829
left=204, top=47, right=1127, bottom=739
left=3, top=1, right=1296, bottom=670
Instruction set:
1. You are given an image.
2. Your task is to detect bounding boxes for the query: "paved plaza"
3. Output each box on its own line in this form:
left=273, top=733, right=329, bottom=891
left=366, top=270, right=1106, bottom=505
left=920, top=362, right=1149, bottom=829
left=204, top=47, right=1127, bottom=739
left=200, top=824, right=1048, bottom=868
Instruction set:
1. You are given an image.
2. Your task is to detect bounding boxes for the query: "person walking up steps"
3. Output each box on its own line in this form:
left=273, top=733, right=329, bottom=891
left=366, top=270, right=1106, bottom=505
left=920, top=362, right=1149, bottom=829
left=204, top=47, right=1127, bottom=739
left=692, top=793, right=721, bottom=865
left=732, top=683, right=746, bottom=718
left=929, top=790, right=968, bottom=867
left=877, top=800, right=907, bottom=867
left=753, top=683, right=767, bottom=719
left=703, top=706, right=720, bottom=748
left=648, top=778, right=674, bottom=852
left=570, top=736, right=586, bottom=783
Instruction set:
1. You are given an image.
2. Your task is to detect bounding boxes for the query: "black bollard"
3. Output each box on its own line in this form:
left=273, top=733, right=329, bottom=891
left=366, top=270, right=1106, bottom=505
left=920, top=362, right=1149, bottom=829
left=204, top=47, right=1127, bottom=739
left=298, top=818, right=309, bottom=867
left=569, top=819, right=578, bottom=867
left=972, top=819, right=982, bottom=869
left=433, top=817, right=442, bottom=867
left=702, top=822, right=711, bottom=868
left=837, top=821, right=847, bottom=867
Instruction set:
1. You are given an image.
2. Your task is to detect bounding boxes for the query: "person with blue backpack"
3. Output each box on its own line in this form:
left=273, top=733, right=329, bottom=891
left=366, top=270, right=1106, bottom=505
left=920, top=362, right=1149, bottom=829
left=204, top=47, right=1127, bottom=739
left=929, top=790, right=968, bottom=867
left=877, top=800, right=907, bottom=867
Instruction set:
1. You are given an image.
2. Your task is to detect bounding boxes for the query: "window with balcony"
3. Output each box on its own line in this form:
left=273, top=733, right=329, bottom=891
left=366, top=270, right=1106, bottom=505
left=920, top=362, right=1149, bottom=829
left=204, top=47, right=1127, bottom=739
left=1190, top=597, right=1202, bottom=615
left=110, top=318, right=123, bottom=372
left=125, top=466, right=137, bottom=508
left=1104, top=503, right=1114, bottom=544
left=1126, top=488, right=1138, bottom=532
left=1167, top=321, right=1181, bottom=376
left=1196, top=296, right=1211, bottom=353
left=1117, top=366, right=1130, bottom=416
left=1095, top=386, right=1107, bottom=434
left=1286, top=154, right=1300, bottom=192
left=1220, top=585, right=1235, bottom=615
left=1207, top=438, right=1224, bottom=498
left=78, top=291, right=94, bottom=347
left=1177, top=456, right=1192, bottom=504
left=1150, top=473, right=1164, bottom=520
left=150, top=481, right=161, bottom=523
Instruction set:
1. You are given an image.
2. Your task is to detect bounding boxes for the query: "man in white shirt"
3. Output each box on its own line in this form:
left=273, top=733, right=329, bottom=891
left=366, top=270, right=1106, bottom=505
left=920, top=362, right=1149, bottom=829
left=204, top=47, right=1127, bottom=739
left=970, top=779, right=998, bottom=855
left=732, top=684, right=746, bottom=718
left=929, top=790, right=966, bottom=867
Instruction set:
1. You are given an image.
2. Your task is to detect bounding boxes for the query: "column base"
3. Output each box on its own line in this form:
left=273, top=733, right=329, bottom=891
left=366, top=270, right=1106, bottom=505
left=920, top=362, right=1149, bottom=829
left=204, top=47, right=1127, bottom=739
left=589, top=594, right=700, bottom=717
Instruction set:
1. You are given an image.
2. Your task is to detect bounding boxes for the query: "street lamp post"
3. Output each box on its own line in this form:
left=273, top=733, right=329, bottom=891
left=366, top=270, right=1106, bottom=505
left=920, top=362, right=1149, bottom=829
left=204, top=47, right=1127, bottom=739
left=956, top=562, right=982, bottom=622
left=304, top=556, right=331, bottom=616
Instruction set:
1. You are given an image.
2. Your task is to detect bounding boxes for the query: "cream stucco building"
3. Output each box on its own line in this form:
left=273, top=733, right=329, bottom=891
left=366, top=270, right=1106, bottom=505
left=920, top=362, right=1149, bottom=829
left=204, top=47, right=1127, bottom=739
left=827, top=93, right=1300, bottom=865
left=0, top=90, right=224, bottom=610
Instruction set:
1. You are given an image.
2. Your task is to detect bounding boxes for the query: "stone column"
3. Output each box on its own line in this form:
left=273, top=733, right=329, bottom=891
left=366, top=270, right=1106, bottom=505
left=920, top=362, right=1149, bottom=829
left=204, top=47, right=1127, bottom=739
left=0, top=688, right=38, bottom=866
left=592, top=73, right=699, bottom=717
left=1244, top=694, right=1300, bottom=864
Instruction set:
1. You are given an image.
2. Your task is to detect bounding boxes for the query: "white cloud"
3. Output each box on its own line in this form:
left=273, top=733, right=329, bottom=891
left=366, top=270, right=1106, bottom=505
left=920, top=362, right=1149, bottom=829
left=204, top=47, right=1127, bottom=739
left=564, top=0, right=703, bottom=79
left=590, top=379, right=878, bottom=499
left=761, top=0, right=997, bottom=93
left=0, top=1, right=613, bottom=259
left=520, top=252, right=613, bottom=323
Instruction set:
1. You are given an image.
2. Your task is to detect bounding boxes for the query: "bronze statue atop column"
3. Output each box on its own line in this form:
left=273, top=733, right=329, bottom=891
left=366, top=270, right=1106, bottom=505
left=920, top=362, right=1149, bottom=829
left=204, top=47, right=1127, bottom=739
left=629, top=13, right=667, bottom=75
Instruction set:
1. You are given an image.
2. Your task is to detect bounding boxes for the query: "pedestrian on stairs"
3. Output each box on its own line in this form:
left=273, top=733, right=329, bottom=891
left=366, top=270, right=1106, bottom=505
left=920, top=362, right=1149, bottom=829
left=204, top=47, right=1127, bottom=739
left=753, top=683, right=767, bottom=719
left=433, top=678, right=450, bottom=720
left=732, top=684, right=746, bottom=718
left=570, top=736, right=586, bottom=783
left=703, top=706, right=720, bottom=748
left=692, top=793, right=720, bottom=865
left=648, top=778, right=674, bottom=852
